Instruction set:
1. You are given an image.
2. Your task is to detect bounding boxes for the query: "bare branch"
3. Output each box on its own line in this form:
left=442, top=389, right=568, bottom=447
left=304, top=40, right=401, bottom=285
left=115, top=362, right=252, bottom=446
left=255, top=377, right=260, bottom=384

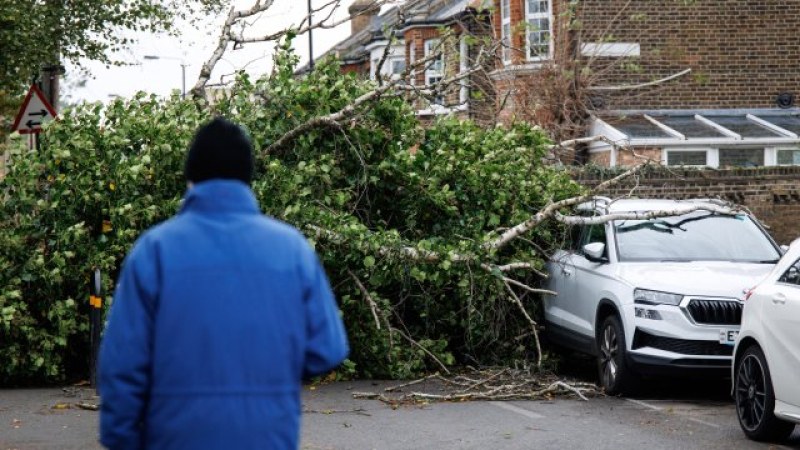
left=503, top=281, right=543, bottom=367
left=484, top=161, right=651, bottom=251
left=265, top=41, right=490, bottom=154
left=232, top=0, right=395, bottom=45
left=192, top=0, right=277, bottom=97
left=391, top=327, right=451, bottom=375
left=553, top=203, right=740, bottom=226
left=589, top=68, right=692, bottom=92
left=347, top=269, right=382, bottom=331
left=494, top=262, right=548, bottom=278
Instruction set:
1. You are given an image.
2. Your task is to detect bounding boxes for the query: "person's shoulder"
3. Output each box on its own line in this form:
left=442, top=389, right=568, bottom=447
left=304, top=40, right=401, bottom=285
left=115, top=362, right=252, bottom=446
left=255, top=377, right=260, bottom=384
left=253, top=215, right=309, bottom=248
left=136, top=216, right=183, bottom=244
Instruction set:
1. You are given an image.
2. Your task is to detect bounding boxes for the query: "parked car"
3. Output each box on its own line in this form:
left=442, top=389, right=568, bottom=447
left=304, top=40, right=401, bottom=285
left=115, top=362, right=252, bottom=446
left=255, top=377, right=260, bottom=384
left=544, top=198, right=782, bottom=394
left=733, top=240, right=800, bottom=442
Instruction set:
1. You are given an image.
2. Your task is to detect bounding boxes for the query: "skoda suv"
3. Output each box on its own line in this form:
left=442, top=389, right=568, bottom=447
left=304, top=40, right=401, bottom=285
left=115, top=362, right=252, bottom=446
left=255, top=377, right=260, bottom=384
left=544, top=198, right=781, bottom=394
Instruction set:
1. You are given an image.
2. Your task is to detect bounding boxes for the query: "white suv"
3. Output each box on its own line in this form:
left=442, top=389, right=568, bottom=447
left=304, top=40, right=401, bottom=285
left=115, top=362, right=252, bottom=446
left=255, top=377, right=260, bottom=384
left=733, top=239, right=800, bottom=442
left=544, top=198, right=782, bottom=394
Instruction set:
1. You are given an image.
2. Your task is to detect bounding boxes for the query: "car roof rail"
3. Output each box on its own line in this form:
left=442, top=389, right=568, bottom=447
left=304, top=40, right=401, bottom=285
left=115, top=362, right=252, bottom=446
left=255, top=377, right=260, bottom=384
left=681, top=197, right=735, bottom=209
left=592, top=196, right=612, bottom=204
left=575, top=196, right=612, bottom=214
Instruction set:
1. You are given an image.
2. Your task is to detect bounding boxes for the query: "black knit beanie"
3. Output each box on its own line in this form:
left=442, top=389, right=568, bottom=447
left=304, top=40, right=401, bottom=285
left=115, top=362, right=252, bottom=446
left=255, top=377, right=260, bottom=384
left=185, top=117, right=254, bottom=185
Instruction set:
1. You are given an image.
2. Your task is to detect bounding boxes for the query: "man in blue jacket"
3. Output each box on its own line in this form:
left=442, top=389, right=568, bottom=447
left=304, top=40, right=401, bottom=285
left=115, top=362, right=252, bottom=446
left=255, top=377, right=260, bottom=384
left=98, top=117, right=349, bottom=449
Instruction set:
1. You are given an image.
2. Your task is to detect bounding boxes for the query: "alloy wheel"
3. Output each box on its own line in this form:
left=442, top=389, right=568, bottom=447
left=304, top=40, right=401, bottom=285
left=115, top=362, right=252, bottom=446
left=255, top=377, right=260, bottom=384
left=736, top=354, right=768, bottom=431
left=600, top=323, right=618, bottom=388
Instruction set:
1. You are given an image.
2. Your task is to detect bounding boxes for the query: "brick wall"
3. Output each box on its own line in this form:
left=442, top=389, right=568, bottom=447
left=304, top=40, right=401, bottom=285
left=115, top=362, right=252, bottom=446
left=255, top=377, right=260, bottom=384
left=575, top=166, right=800, bottom=244
left=341, top=61, right=369, bottom=77
left=575, top=0, right=800, bottom=110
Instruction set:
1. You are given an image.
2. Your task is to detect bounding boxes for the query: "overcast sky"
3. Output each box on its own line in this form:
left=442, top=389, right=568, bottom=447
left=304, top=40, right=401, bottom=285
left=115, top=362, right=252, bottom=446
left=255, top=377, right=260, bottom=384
left=71, top=0, right=362, bottom=103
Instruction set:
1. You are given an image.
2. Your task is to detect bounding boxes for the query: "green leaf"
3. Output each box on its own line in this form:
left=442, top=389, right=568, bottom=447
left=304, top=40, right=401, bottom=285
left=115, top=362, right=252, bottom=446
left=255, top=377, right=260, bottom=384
left=363, top=256, right=375, bottom=268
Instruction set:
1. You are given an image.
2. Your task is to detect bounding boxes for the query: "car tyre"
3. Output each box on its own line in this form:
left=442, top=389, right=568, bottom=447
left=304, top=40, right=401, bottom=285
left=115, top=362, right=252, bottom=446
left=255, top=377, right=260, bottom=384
left=597, top=314, right=639, bottom=395
left=735, top=345, right=796, bottom=442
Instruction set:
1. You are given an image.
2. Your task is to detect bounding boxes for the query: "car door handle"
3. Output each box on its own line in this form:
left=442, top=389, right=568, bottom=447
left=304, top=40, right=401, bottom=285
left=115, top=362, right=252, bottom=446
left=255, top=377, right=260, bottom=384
left=772, top=293, right=787, bottom=305
left=562, top=268, right=573, bottom=277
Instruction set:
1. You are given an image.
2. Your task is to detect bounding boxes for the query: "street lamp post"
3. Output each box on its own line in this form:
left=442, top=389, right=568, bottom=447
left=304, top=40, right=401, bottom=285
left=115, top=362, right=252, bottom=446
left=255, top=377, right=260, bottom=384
left=143, top=55, right=188, bottom=98
left=308, top=0, right=314, bottom=71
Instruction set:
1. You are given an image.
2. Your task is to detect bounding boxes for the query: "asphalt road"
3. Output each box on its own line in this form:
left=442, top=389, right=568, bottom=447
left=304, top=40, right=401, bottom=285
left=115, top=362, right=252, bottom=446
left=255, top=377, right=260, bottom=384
left=2, top=377, right=799, bottom=449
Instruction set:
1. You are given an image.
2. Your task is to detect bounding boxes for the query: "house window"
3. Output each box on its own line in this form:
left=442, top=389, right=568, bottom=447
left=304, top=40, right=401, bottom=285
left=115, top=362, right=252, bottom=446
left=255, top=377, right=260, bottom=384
left=666, top=150, right=708, bottom=167
left=526, top=0, right=551, bottom=60
left=777, top=148, right=800, bottom=165
left=424, top=39, right=444, bottom=105
left=501, top=0, right=512, bottom=63
left=718, top=148, right=764, bottom=167
left=370, top=59, right=379, bottom=80
left=409, top=43, right=416, bottom=85
left=391, top=58, right=406, bottom=76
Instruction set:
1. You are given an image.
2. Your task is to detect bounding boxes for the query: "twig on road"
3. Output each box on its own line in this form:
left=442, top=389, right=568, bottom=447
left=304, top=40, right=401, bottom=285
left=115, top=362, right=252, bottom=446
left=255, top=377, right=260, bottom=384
left=353, top=368, right=601, bottom=405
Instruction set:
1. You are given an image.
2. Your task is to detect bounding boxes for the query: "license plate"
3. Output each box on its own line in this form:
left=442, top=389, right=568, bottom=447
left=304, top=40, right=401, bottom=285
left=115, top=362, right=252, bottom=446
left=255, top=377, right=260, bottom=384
left=719, top=329, right=739, bottom=346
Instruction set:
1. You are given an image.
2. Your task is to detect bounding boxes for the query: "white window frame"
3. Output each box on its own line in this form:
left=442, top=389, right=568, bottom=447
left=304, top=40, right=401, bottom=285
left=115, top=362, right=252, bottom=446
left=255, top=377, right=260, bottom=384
left=424, top=39, right=444, bottom=105
left=525, top=0, right=553, bottom=61
left=716, top=147, right=766, bottom=168
left=390, top=57, right=406, bottom=78
left=662, top=148, right=714, bottom=167
left=409, top=43, right=416, bottom=86
left=459, top=35, right=468, bottom=107
left=769, top=146, right=800, bottom=166
left=424, top=39, right=443, bottom=85
left=370, top=58, right=379, bottom=80
left=500, top=0, right=512, bottom=64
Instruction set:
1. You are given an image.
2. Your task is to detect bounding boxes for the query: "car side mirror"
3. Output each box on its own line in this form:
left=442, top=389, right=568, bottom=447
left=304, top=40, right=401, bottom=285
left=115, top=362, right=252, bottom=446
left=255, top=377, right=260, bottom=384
left=780, top=245, right=790, bottom=255
left=583, top=242, right=607, bottom=263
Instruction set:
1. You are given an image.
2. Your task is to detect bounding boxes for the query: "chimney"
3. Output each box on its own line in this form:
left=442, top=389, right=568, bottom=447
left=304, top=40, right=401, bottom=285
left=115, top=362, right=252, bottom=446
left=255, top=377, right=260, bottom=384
left=349, top=0, right=378, bottom=35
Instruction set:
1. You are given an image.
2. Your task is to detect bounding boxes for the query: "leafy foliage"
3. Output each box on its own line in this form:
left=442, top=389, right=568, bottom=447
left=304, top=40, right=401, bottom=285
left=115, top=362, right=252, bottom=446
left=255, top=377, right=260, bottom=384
left=0, top=44, right=582, bottom=384
left=0, top=0, right=227, bottom=132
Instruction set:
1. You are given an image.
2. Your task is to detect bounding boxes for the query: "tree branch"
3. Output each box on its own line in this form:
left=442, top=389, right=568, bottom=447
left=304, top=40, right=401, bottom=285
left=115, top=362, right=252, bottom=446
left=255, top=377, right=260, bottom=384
left=589, top=68, right=692, bottom=91
left=347, top=269, right=382, bottom=330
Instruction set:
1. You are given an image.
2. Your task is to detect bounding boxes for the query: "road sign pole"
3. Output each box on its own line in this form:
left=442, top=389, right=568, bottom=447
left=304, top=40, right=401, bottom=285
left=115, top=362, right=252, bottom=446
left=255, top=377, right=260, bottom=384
left=89, top=269, right=103, bottom=391
left=40, top=64, right=65, bottom=114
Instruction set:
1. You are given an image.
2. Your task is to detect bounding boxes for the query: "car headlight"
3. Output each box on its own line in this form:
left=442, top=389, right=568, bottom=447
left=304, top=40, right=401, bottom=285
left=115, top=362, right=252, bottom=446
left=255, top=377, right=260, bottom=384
left=633, top=289, right=683, bottom=306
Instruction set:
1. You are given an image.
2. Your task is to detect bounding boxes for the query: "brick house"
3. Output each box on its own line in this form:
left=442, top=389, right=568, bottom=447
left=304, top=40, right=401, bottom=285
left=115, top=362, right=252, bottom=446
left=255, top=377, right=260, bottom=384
left=303, top=0, right=495, bottom=123
left=490, top=0, right=800, bottom=169
left=316, top=0, right=800, bottom=170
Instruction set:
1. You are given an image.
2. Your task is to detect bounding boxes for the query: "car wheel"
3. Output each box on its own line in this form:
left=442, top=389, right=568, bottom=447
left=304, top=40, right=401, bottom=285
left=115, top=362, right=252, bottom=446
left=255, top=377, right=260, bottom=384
left=597, top=314, right=638, bottom=395
left=735, top=345, right=796, bottom=442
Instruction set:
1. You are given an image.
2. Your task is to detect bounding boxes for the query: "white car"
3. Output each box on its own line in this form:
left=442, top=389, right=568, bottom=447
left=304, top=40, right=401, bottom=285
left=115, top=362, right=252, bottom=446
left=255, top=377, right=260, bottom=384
left=733, top=240, right=800, bottom=442
left=544, top=198, right=782, bottom=394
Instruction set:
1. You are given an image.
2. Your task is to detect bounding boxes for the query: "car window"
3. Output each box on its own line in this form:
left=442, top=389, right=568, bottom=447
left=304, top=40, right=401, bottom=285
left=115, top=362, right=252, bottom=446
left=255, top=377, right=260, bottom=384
left=614, top=212, right=779, bottom=262
left=578, top=223, right=608, bottom=258
left=583, top=223, right=606, bottom=246
left=566, top=225, right=583, bottom=251
left=779, top=258, right=800, bottom=285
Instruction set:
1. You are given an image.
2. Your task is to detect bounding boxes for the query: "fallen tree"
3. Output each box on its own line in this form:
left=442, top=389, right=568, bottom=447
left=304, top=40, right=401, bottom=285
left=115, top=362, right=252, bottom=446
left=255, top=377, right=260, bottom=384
left=0, top=2, right=741, bottom=385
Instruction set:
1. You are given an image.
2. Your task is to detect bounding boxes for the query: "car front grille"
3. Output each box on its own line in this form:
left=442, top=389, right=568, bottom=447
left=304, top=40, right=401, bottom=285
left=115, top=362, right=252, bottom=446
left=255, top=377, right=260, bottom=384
left=686, top=299, right=742, bottom=325
left=632, top=329, right=733, bottom=356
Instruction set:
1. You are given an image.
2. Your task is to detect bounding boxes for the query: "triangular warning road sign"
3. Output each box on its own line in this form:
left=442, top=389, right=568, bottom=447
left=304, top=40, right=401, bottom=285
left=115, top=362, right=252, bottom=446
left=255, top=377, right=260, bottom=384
left=11, top=84, right=58, bottom=134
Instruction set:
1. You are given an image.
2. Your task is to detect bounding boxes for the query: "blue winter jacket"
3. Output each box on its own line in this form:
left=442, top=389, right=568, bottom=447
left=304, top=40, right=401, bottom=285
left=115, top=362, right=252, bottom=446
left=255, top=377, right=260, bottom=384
left=98, top=180, right=349, bottom=450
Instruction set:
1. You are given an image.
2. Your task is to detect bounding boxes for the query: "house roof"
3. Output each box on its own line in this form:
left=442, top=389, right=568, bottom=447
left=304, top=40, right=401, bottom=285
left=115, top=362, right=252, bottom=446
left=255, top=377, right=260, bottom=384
left=590, top=109, right=800, bottom=150
left=296, top=0, right=475, bottom=74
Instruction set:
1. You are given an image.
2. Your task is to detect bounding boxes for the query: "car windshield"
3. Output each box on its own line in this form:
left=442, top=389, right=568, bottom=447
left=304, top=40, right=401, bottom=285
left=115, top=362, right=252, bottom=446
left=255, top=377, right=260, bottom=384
left=614, top=211, right=780, bottom=262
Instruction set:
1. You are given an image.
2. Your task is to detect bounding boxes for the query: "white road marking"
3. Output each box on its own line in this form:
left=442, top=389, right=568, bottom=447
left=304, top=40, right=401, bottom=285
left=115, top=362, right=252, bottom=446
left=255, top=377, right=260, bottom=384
left=685, top=417, right=721, bottom=429
left=488, top=401, right=545, bottom=419
left=626, top=398, right=721, bottom=429
left=624, top=398, right=663, bottom=411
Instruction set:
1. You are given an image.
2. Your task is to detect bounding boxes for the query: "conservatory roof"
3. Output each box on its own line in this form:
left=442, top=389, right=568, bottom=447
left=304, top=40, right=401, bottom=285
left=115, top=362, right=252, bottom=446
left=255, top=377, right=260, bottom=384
left=590, top=109, right=800, bottom=149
